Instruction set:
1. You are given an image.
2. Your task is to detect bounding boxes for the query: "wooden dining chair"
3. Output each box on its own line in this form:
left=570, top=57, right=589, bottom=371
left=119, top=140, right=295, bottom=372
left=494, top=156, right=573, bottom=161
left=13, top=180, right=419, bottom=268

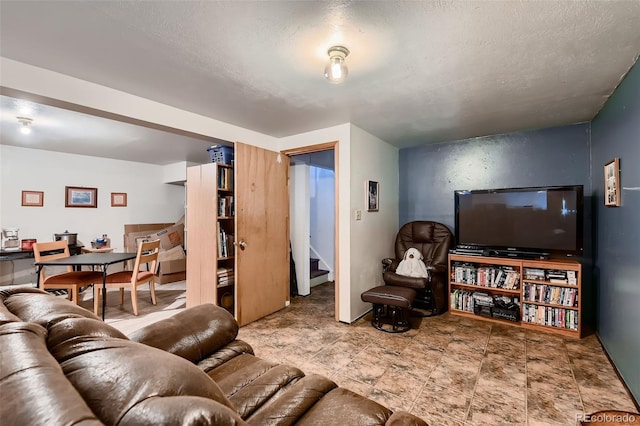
left=95, top=239, right=161, bottom=316
left=32, top=241, right=104, bottom=305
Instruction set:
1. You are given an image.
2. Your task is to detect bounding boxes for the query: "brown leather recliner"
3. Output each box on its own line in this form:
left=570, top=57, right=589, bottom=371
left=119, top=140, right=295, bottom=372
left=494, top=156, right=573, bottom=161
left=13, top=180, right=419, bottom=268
left=0, top=287, right=428, bottom=426
left=382, top=221, right=454, bottom=315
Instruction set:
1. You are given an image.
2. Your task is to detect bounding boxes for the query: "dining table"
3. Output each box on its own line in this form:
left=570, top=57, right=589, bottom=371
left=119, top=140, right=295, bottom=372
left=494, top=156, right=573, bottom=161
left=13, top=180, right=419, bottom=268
left=34, top=252, right=138, bottom=320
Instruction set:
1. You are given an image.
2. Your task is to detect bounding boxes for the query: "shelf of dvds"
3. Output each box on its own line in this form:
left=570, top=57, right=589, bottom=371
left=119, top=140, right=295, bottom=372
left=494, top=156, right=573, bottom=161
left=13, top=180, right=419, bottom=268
left=448, top=254, right=582, bottom=337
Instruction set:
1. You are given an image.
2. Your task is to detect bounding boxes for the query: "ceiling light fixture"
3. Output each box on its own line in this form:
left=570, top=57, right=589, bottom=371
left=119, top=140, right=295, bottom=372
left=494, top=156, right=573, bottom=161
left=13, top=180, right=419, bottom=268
left=17, top=117, right=33, bottom=135
left=324, top=45, right=350, bottom=84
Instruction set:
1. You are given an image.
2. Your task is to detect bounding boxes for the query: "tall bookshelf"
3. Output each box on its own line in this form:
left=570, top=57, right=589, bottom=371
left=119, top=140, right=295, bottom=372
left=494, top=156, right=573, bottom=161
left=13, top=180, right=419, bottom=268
left=448, top=254, right=582, bottom=338
left=186, top=161, right=235, bottom=316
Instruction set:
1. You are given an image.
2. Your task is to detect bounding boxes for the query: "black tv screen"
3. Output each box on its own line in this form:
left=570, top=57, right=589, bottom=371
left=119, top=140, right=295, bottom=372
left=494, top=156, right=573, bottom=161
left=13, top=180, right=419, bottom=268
left=454, top=185, right=583, bottom=256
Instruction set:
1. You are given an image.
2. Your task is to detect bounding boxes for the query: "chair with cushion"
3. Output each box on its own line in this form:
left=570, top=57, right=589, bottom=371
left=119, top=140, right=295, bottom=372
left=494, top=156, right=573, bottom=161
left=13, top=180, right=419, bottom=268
left=95, top=239, right=160, bottom=316
left=32, top=241, right=104, bottom=305
left=382, top=221, right=453, bottom=315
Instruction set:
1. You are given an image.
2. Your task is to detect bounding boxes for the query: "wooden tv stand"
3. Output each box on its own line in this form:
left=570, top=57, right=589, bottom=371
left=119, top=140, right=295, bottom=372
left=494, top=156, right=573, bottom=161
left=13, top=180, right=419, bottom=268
left=448, top=254, right=582, bottom=338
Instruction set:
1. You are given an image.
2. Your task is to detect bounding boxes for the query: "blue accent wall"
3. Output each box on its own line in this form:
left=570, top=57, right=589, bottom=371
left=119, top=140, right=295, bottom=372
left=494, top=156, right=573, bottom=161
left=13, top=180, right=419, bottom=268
left=591, top=61, right=640, bottom=402
left=398, top=124, right=595, bottom=326
left=399, top=123, right=591, bottom=232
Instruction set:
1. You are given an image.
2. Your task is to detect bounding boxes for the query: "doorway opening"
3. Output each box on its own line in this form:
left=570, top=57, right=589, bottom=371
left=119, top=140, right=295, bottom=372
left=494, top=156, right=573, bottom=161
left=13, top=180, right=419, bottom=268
left=283, top=142, right=339, bottom=321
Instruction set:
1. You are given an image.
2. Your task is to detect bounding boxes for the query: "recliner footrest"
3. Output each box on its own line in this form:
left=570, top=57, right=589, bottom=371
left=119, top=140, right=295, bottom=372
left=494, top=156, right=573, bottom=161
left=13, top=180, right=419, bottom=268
left=361, top=286, right=416, bottom=333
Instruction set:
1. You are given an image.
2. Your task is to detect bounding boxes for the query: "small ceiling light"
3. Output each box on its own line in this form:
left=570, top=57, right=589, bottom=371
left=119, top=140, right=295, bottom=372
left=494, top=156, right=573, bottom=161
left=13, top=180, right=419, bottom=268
left=17, top=117, right=33, bottom=135
left=324, top=45, right=350, bottom=84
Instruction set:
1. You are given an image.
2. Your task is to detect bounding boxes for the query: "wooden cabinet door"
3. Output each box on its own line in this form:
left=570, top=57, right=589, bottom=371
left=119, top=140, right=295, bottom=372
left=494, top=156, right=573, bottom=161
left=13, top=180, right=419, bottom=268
left=235, top=142, right=290, bottom=326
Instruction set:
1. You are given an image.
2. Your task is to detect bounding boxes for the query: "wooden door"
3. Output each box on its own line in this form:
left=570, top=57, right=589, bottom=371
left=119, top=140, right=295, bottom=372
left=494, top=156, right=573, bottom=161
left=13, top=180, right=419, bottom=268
left=235, top=142, right=290, bottom=326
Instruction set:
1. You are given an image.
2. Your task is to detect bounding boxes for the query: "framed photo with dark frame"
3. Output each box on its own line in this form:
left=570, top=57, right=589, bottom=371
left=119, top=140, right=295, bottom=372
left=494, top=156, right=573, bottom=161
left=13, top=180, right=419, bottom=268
left=65, top=186, right=98, bottom=208
left=111, top=192, right=127, bottom=207
left=367, top=180, right=379, bottom=212
left=604, top=158, right=621, bottom=207
left=21, top=190, right=44, bottom=207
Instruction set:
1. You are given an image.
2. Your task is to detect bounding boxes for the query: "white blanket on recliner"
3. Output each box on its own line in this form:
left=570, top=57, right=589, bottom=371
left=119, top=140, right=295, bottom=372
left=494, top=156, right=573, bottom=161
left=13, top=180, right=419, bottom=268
left=395, top=247, right=429, bottom=278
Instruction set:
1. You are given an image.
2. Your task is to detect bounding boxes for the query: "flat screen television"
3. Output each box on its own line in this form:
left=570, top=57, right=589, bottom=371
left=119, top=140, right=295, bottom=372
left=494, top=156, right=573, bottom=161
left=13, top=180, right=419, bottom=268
left=454, top=185, right=583, bottom=257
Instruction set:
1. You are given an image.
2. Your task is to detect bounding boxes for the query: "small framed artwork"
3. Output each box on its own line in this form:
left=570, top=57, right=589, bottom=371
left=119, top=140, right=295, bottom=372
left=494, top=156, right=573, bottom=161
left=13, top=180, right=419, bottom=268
left=21, top=190, right=44, bottom=207
left=65, top=186, right=98, bottom=208
left=604, top=158, right=621, bottom=207
left=111, top=192, right=127, bottom=207
left=367, top=180, right=379, bottom=212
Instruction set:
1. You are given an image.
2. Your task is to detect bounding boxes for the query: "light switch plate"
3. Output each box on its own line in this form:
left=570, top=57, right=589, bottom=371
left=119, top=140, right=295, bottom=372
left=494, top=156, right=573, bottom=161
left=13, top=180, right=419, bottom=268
left=355, top=209, right=362, bottom=220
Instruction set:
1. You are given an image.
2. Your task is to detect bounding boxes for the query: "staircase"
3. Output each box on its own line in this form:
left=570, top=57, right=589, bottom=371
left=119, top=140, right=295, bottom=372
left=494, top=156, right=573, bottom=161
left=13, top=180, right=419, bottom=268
left=310, top=258, right=330, bottom=287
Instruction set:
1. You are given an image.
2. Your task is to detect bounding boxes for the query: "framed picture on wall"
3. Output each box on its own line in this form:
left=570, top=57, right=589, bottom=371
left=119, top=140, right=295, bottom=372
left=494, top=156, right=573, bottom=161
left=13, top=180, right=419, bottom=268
left=111, top=192, right=127, bottom=207
left=65, top=186, right=98, bottom=208
left=367, top=180, right=379, bottom=212
left=604, top=158, right=620, bottom=207
left=21, top=190, right=44, bottom=207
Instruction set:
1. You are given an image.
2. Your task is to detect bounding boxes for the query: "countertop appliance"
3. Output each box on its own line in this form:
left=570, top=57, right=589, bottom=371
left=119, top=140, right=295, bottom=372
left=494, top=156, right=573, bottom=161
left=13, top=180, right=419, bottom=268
left=54, top=230, right=78, bottom=246
left=2, top=228, right=20, bottom=251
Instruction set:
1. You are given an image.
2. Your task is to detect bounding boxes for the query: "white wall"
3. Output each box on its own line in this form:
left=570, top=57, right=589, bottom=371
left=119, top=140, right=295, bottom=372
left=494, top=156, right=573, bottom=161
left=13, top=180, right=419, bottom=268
left=289, top=163, right=310, bottom=296
left=0, top=145, right=185, bottom=285
left=310, top=166, right=335, bottom=277
left=349, top=125, right=399, bottom=321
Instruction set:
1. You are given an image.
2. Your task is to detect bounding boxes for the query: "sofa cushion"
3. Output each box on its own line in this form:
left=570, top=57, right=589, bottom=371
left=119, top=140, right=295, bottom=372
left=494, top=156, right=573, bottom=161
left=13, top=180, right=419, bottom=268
left=1, top=288, right=97, bottom=328
left=119, top=395, right=247, bottom=425
left=129, top=303, right=239, bottom=364
left=197, top=339, right=255, bottom=373
left=0, top=322, right=103, bottom=426
left=297, top=387, right=393, bottom=425
left=46, top=318, right=236, bottom=425
left=246, top=374, right=338, bottom=425
left=208, top=353, right=306, bottom=419
left=0, top=301, right=21, bottom=325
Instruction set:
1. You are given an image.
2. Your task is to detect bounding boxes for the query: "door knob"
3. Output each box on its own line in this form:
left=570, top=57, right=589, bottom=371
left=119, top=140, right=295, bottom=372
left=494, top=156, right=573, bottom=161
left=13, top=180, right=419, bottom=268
left=236, top=240, right=247, bottom=250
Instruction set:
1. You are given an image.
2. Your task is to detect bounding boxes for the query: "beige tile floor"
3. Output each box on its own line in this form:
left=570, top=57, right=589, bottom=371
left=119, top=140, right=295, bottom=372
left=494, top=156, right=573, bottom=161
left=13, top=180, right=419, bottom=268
left=237, top=282, right=638, bottom=426
left=79, top=280, right=637, bottom=425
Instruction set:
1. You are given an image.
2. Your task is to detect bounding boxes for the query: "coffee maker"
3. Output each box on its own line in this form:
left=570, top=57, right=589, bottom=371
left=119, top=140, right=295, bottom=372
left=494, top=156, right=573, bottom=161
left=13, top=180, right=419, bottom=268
left=1, top=228, right=20, bottom=251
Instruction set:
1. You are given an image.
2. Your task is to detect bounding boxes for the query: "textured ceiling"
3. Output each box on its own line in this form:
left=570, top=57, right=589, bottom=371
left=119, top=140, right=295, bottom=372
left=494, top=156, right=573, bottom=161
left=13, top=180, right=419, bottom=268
left=1, top=1, right=640, bottom=158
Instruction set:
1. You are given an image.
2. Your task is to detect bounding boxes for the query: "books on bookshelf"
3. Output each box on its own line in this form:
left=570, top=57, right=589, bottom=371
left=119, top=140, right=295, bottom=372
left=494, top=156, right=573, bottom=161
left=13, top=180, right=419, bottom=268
left=218, top=195, right=234, bottom=217
left=522, top=303, right=578, bottom=330
left=217, top=167, right=234, bottom=190
left=523, top=267, right=577, bottom=285
left=217, top=266, right=235, bottom=287
left=216, top=223, right=235, bottom=258
left=523, top=283, right=578, bottom=307
left=450, top=289, right=520, bottom=322
left=452, top=263, right=520, bottom=290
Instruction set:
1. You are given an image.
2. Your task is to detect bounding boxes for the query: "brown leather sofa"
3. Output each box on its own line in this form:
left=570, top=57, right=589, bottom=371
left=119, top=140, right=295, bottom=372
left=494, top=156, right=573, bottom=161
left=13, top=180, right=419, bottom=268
left=0, top=288, right=427, bottom=425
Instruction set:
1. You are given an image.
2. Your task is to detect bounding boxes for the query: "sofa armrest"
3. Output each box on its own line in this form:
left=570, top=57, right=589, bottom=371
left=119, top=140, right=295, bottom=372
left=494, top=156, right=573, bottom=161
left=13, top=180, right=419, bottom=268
left=382, top=258, right=400, bottom=272
left=129, top=303, right=241, bottom=364
left=120, top=395, right=247, bottom=425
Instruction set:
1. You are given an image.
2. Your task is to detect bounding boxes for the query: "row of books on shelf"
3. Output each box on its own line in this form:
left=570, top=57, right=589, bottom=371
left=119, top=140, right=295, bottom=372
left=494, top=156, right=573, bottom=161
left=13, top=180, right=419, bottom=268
left=217, top=167, right=234, bottom=190
left=450, top=290, right=520, bottom=311
left=522, top=303, right=579, bottom=330
left=217, top=224, right=235, bottom=258
left=451, top=263, right=520, bottom=289
left=217, top=267, right=235, bottom=287
left=523, top=283, right=578, bottom=307
left=218, top=195, right=234, bottom=217
left=450, top=290, right=520, bottom=322
left=523, top=268, right=577, bottom=285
